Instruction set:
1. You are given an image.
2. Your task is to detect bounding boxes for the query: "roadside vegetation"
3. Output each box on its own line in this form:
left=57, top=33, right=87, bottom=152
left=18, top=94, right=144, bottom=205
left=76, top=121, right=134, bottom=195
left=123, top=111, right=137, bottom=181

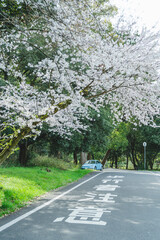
left=5, top=119, right=160, bottom=171
left=0, top=121, right=160, bottom=218
left=0, top=163, right=91, bottom=218
left=0, top=0, right=160, bottom=220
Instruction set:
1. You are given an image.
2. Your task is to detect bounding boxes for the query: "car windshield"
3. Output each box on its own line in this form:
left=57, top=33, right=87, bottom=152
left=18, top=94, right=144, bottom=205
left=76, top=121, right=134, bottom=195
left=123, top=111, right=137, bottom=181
left=90, top=160, right=96, bottom=164
left=85, top=160, right=100, bottom=164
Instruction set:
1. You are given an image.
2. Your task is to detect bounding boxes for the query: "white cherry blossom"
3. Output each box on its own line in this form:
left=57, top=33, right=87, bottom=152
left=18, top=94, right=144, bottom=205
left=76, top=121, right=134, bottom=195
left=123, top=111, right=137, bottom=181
left=0, top=0, right=160, bottom=143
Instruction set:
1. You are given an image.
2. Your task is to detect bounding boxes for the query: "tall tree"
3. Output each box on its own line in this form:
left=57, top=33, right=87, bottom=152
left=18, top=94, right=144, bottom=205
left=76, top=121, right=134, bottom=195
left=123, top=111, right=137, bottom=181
left=0, top=0, right=160, bottom=164
left=126, top=122, right=160, bottom=170
left=105, top=122, right=129, bottom=168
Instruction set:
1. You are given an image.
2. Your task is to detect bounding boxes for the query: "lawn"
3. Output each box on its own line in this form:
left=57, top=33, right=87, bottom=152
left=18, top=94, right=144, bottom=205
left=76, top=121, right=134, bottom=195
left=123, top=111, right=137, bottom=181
left=0, top=167, right=91, bottom=217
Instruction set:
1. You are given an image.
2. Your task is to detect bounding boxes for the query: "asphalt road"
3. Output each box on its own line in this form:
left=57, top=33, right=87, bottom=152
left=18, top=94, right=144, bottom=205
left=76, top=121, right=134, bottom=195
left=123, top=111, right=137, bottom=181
left=1, top=169, right=160, bottom=240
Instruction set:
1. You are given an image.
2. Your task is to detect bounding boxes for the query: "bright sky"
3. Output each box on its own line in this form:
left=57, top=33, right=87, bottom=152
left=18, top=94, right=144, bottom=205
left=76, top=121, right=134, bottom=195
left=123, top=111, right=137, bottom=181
left=111, top=0, right=160, bottom=30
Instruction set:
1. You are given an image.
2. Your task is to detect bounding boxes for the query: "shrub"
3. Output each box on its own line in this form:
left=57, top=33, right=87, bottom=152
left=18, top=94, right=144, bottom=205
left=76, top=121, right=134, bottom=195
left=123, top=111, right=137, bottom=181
left=30, top=155, right=75, bottom=170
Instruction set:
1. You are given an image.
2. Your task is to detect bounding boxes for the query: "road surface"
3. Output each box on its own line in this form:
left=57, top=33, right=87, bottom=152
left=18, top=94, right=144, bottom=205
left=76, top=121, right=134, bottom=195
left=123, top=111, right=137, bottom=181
left=0, top=169, right=160, bottom=240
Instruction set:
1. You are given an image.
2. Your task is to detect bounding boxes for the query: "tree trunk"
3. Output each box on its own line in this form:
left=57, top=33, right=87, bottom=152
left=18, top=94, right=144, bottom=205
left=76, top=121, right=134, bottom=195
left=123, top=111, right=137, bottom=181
left=73, top=150, right=78, bottom=165
left=149, top=161, right=153, bottom=170
left=101, top=149, right=111, bottom=167
left=115, top=155, right=118, bottom=169
left=87, top=153, right=92, bottom=160
left=126, top=154, right=129, bottom=170
left=149, top=152, right=158, bottom=170
left=110, top=159, right=114, bottom=168
left=131, top=149, right=137, bottom=170
left=0, top=127, right=31, bottom=165
left=19, top=140, right=28, bottom=167
left=80, top=152, right=87, bottom=165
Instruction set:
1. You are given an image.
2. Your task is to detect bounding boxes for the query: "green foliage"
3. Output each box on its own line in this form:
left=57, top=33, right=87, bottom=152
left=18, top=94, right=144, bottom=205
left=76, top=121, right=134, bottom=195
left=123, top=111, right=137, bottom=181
left=30, top=107, right=113, bottom=163
left=0, top=167, right=90, bottom=217
left=107, top=120, right=160, bottom=170
left=130, top=122, right=160, bottom=169
left=0, top=0, right=23, bottom=17
left=108, top=122, right=129, bottom=151
left=91, top=0, right=118, bottom=18
left=0, top=187, right=4, bottom=207
left=67, top=107, right=113, bottom=158
left=0, top=0, right=32, bottom=30
left=0, top=124, right=15, bottom=149
left=30, top=155, right=75, bottom=170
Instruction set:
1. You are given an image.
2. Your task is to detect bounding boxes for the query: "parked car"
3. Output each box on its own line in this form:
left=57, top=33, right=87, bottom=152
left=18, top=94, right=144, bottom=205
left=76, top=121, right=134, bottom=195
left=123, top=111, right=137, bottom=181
left=81, top=160, right=103, bottom=171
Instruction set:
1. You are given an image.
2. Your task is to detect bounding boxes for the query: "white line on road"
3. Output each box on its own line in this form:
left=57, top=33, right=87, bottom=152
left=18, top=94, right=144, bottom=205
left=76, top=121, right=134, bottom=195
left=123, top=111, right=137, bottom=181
left=104, top=169, right=160, bottom=177
left=53, top=217, right=65, bottom=222
left=0, top=172, right=103, bottom=233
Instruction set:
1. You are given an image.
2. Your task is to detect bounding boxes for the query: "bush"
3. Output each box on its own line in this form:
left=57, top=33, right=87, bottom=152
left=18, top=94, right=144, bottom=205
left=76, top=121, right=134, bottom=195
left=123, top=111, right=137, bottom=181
left=30, top=155, right=76, bottom=170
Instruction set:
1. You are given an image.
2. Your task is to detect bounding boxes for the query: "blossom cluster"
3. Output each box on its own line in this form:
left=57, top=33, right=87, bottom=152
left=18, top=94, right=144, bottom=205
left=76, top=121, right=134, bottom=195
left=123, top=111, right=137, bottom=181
left=0, top=0, right=160, bottom=138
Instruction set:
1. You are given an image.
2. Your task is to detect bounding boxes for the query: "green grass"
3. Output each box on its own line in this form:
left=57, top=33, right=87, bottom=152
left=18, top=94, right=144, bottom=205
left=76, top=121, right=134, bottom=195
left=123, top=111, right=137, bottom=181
left=0, top=167, right=91, bottom=217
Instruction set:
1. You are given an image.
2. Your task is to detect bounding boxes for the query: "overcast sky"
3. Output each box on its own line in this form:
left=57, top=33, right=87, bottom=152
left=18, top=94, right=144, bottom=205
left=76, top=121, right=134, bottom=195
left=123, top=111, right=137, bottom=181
left=110, top=0, right=160, bottom=30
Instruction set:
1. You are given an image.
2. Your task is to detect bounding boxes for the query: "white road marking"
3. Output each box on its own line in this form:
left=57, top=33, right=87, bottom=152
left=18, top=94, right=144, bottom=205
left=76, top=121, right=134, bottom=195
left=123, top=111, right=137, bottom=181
left=94, top=184, right=120, bottom=191
left=79, top=192, right=117, bottom=203
left=65, top=207, right=110, bottom=226
left=102, top=179, right=123, bottom=184
left=94, top=193, right=117, bottom=203
left=0, top=172, right=103, bottom=232
left=53, top=174, right=125, bottom=226
left=106, top=175, right=124, bottom=178
left=127, top=171, right=160, bottom=176
left=53, top=217, right=65, bottom=222
left=104, top=169, right=160, bottom=177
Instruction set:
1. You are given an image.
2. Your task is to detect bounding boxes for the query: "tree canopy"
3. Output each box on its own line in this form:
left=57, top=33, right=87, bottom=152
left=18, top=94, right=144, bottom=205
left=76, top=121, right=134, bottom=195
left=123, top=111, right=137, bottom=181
left=0, top=0, right=160, bottom=163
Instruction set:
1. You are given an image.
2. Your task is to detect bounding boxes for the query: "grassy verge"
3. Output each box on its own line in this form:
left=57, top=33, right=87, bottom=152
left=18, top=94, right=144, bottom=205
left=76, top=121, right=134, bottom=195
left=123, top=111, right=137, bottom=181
left=0, top=167, right=91, bottom=218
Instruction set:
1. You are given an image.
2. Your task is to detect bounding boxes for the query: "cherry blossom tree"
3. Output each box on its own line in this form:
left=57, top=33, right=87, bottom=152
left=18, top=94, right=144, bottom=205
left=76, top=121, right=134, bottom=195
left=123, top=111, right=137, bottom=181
left=0, top=0, right=160, bottom=164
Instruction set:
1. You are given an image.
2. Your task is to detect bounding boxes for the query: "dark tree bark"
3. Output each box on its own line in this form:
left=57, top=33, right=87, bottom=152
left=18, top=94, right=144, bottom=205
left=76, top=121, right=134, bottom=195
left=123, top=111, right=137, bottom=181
left=19, top=140, right=28, bottom=167
left=149, top=162, right=153, bottom=170
left=101, top=149, right=111, bottom=167
left=110, top=159, right=114, bottom=168
left=115, top=155, right=118, bottom=169
left=126, top=154, right=129, bottom=169
left=87, top=153, right=92, bottom=160
left=73, top=150, right=78, bottom=165
left=131, top=148, right=138, bottom=170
